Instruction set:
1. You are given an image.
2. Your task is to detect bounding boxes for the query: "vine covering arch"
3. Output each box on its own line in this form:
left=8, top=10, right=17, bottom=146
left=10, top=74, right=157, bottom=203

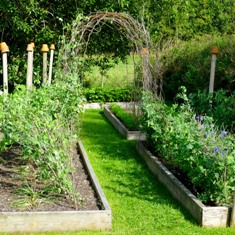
left=58, top=12, right=163, bottom=98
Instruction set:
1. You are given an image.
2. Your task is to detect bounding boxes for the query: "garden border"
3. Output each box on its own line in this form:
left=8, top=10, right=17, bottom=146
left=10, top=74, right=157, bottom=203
left=103, top=106, right=146, bottom=140
left=136, top=140, right=231, bottom=227
left=0, top=141, right=112, bottom=233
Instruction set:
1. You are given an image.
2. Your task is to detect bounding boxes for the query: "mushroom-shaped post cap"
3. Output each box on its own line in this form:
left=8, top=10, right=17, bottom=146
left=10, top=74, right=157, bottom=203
left=27, top=43, right=34, bottom=52
left=50, top=44, right=55, bottom=50
left=141, top=47, right=148, bottom=56
left=41, top=44, right=49, bottom=52
left=211, top=47, right=219, bottom=54
left=1, top=42, right=10, bottom=53
left=30, top=42, right=35, bottom=48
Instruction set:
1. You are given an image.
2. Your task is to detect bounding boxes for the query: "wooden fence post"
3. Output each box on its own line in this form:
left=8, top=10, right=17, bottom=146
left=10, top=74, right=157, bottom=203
left=230, top=191, right=235, bottom=227
left=26, top=43, right=34, bottom=90
left=209, top=47, right=219, bottom=93
left=48, top=44, right=55, bottom=85
left=1, top=42, right=10, bottom=95
left=41, top=44, right=49, bottom=84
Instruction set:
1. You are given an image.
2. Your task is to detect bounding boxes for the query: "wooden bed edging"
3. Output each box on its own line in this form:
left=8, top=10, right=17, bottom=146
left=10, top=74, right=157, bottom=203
left=136, top=140, right=231, bottom=227
left=0, top=141, right=112, bottom=233
left=104, top=106, right=146, bottom=140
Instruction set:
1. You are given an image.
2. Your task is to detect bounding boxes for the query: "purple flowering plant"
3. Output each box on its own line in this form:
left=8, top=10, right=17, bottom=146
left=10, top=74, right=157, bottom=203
left=141, top=90, right=235, bottom=206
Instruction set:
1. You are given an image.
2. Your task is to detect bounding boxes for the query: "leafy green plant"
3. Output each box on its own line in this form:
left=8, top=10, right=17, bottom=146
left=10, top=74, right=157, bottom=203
left=0, top=80, right=84, bottom=208
left=0, top=19, right=86, bottom=208
left=140, top=90, right=235, bottom=205
left=109, top=104, right=138, bottom=131
left=84, top=87, right=134, bottom=103
left=189, top=89, right=235, bottom=133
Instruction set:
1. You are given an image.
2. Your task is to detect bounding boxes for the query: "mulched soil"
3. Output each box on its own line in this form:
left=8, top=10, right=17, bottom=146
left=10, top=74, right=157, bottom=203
left=0, top=144, right=100, bottom=212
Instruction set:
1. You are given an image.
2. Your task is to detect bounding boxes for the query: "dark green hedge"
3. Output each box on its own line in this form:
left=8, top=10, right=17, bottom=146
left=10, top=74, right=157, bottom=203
left=84, top=87, right=133, bottom=103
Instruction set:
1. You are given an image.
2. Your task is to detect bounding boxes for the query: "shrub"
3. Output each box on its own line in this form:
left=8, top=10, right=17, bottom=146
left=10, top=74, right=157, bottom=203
left=161, top=35, right=235, bottom=100
left=84, top=87, right=134, bottom=103
left=140, top=90, right=235, bottom=206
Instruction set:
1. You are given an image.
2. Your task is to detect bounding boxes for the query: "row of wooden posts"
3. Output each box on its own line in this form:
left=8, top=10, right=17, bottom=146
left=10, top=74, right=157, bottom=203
left=0, top=42, right=55, bottom=95
left=1, top=43, right=218, bottom=95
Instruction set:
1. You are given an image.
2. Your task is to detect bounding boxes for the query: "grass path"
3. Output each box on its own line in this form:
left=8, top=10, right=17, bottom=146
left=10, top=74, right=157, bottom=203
left=77, top=109, right=234, bottom=235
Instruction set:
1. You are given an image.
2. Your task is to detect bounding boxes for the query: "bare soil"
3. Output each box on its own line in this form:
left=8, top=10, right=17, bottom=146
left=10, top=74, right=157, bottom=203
left=0, top=144, right=100, bottom=212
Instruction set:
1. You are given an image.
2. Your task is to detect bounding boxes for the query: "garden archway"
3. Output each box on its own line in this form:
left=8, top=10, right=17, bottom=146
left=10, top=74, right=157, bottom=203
left=59, top=12, right=163, bottom=98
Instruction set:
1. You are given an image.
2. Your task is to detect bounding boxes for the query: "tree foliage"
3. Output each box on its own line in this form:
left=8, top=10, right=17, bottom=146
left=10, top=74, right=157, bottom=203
left=1, top=0, right=234, bottom=54
left=148, top=0, right=235, bottom=40
left=0, top=0, right=235, bottom=89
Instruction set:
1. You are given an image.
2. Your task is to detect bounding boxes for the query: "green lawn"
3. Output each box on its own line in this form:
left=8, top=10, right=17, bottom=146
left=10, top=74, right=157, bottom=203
left=2, top=109, right=234, bottom=235
left=77, top=109, right=234, bottom=235
left=83, top=56, right=137, bottom=88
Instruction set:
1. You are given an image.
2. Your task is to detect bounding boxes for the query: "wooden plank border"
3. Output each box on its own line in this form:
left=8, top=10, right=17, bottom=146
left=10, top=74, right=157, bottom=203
left=136, top=140, right=231, bottom=227
left=0, top=141, right=112, bottom=233
left=104, top=106, right=146, bottom=140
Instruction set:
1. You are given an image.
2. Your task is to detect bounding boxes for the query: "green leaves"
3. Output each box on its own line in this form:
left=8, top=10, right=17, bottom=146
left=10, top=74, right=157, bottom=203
left=162, top=35, right=235, bottom=100
left=84, top=87, right=133, bottom=103
left=189, top=89, right=235, bottom=132
left=140, top=91, right=235, bottom=206
left=0, top=79, right=84, bottom=205
left=109, top=104, right=139, bottom=130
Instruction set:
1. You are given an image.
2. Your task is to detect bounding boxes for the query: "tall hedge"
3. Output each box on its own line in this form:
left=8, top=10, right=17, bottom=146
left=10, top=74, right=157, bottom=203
left=161, top=35, right=235, bottom=100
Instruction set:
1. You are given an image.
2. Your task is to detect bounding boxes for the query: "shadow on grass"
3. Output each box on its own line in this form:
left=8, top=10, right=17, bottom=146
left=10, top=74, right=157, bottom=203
left=81, top=109, right=197, bottom=225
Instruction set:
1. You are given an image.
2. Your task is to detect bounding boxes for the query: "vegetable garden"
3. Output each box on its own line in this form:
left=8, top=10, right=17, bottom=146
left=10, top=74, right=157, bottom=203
left=0, top=4, right=235, bottom=232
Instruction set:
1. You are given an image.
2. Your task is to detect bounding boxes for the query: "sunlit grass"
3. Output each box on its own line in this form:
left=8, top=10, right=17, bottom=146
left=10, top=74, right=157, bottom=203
left=83, top=56, right=138, bottom=88
left=77, top=109, right=235, bottom=235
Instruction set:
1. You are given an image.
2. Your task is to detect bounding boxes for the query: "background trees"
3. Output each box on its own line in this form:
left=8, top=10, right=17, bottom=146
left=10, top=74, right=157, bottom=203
left=0, top=0, right=235, bottom=91
left=2, top=0, right=234, bottom=54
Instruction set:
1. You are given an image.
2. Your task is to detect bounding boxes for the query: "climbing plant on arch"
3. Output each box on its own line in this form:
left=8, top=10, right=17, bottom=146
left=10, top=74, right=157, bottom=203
left=57, top=12, right=163, bottom=99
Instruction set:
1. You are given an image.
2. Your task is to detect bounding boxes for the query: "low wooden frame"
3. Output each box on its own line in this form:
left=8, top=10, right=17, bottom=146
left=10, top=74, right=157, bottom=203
left=136, top=140, right=231, bottom=227
left=104, top=106, right=146, bottom=140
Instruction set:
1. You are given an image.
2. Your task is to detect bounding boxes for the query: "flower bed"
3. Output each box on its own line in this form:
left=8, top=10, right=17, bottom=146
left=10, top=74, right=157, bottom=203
left=140, top=90, right=235, bottom=206
left=136, top=140, right=231, bottom=227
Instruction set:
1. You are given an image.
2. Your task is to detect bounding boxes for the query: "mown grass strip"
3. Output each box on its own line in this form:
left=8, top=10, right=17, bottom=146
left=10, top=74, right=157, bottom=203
left=77, top=109, right=234, bottom=235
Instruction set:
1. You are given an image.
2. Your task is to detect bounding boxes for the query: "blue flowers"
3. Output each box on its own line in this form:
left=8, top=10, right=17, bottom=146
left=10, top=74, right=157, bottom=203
left=222, top=130, right=228, bottom=135
left=220, top=130, right=228, bottom=138
left=195, top=114, right=204, bottom=123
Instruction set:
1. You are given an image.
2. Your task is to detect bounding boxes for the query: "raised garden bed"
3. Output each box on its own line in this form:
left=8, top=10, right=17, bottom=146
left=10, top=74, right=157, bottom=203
left=0, top=141, right=112, bottom=233
left=136, top=140, right=231, bottom=227
left=104, top=106, right=146, bottom=140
